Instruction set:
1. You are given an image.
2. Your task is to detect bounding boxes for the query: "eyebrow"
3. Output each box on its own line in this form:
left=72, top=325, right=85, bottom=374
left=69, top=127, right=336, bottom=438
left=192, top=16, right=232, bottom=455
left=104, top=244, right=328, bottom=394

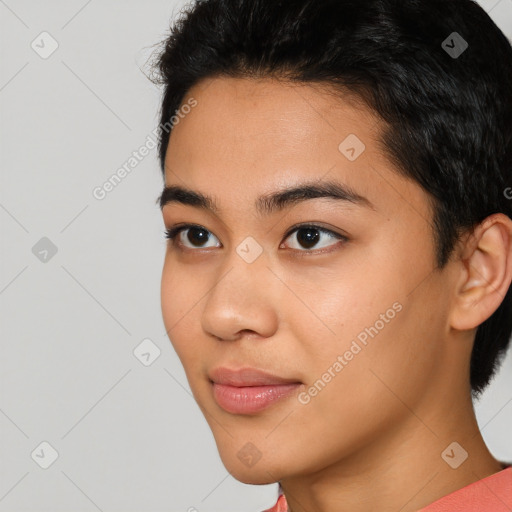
left=157, top=180, right=375, bottom=215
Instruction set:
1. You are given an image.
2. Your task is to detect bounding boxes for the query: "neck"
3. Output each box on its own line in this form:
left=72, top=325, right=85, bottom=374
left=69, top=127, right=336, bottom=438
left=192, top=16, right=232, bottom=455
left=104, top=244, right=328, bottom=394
left=281, top=387, right=503, bottom=512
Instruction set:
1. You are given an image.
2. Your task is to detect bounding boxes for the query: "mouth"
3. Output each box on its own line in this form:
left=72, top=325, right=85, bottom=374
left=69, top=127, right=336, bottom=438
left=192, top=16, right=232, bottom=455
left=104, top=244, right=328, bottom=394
left=208, top=366, right=303, bottom=414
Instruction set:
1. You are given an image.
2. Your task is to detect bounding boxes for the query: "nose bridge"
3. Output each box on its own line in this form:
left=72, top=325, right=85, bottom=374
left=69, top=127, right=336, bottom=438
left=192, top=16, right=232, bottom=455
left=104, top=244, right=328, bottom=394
left=200, top=243, right=279, bottom=341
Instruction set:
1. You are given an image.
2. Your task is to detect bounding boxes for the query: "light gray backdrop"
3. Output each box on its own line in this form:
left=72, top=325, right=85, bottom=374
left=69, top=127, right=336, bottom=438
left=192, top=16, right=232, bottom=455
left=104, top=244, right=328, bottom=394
left=1, top=1, right=511, bottom=511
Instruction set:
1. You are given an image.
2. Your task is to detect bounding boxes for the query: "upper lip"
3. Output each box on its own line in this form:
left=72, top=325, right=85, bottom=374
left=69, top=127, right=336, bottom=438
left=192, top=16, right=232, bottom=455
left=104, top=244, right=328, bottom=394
left=209, top=367, right=302, bottom=387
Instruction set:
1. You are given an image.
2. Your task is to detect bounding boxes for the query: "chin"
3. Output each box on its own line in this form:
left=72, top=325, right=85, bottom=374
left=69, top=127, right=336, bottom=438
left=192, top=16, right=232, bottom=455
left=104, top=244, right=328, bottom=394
left=219, top=454, right=281, bottom=485
left=230, top=470, right=279, bottom=486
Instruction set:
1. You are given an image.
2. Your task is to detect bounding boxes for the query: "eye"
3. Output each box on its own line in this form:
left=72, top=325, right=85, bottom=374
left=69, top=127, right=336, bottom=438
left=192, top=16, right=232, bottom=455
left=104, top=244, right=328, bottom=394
left=281, top=224, right=347, bottom=252
left=164, top=223, right=348, bottom=253
left=165, top=224, right=221, bottom=249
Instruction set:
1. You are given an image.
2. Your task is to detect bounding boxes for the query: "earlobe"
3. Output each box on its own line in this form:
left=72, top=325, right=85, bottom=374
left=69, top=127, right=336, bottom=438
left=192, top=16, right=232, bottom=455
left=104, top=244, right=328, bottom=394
left=450, top=213, right=512, bottom=331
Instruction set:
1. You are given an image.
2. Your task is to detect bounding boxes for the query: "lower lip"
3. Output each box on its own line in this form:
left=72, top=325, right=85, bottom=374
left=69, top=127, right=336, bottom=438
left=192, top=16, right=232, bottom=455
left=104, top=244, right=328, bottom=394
left=211, top=382, right=302, bottom=414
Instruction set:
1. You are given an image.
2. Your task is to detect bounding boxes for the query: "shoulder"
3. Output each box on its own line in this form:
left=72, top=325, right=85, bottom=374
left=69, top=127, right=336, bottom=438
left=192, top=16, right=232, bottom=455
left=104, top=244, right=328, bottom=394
left=260, top=493, right=288, bottom=512
left=419, top=465, right=512, bottom=511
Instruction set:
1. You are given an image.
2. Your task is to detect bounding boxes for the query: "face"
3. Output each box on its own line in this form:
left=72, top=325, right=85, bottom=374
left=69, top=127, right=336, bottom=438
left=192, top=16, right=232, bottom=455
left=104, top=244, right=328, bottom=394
left=160, top=76, right=457, bottom=484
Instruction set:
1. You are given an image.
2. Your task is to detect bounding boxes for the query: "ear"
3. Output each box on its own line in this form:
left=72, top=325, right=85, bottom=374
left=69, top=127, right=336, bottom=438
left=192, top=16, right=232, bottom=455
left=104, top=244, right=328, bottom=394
left=450, top=213, right=512, bottom=331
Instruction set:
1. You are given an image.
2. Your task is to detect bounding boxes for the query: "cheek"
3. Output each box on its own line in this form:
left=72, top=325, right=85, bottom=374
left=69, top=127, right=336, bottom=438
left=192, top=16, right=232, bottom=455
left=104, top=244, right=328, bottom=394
left=287, top=301, right=426, bottom=462
left=281, top=260, right=394, bottom=367
left=286, top=246, right=437, bottom=403
left=160, top=260, right=182, bottom=333
left=160, top=258, right=203, bottom=363
left=308, top=284, right=444, bottom=429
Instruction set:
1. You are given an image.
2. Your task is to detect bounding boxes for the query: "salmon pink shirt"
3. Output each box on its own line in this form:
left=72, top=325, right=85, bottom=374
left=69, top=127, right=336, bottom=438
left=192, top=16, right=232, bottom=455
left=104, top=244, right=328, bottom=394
left=262, top=464, right=512, bottom=512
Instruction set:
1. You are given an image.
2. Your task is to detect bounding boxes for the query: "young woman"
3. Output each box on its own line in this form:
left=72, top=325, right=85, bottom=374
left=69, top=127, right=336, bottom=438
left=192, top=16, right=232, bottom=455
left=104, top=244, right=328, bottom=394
left=153, top=1, right=512, bottom=510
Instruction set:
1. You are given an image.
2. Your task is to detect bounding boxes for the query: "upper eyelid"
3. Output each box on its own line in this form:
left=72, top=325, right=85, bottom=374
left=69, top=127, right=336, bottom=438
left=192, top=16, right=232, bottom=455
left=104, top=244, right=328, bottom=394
left=283, top=224, right=345, bottom=240
left=168, top=223, right=342, bottom=236
left=167, top=223, right=346, bottom=246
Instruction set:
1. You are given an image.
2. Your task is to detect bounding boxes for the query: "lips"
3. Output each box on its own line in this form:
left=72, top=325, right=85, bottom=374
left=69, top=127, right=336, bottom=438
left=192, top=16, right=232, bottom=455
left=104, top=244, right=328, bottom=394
left=208, top=366, right=302, bottom=387
left=208, top=367, right=303, bottom=414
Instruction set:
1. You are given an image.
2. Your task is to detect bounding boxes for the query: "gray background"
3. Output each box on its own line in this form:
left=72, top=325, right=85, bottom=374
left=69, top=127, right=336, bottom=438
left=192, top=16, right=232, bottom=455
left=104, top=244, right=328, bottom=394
left=0, top=1, right=511, bottom=511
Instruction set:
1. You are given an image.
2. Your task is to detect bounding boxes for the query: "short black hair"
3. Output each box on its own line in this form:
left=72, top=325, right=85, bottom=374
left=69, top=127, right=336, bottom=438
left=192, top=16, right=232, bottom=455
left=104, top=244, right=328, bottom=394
left=150, top=0, right=512, bottom=397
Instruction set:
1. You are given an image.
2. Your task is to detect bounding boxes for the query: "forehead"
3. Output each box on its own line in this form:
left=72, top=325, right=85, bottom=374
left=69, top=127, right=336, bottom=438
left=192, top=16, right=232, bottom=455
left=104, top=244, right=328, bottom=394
left=169, top=76, right=378, bottom=154
left=163, top=76, right=430, bottom=224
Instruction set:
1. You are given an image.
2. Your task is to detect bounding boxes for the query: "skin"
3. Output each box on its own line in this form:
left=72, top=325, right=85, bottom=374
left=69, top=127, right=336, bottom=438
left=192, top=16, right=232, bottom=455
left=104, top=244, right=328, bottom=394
left=160, top=76, right=512, bottom=512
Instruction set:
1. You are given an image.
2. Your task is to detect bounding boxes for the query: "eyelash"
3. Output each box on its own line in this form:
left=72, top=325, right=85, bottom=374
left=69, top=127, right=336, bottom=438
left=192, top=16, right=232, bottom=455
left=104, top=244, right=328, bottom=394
left=164, top=223, right=348, bottom=254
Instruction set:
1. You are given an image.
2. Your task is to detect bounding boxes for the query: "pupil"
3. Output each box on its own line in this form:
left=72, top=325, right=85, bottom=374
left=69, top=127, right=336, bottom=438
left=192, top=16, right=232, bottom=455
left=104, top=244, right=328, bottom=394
left=298, top=228, right=319, bottom=249
left=188, top=227, right=209, bottom=246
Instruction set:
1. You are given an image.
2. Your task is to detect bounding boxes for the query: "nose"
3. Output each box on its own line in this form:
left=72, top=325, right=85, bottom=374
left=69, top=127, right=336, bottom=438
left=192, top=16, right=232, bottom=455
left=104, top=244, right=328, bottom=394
left=200, top=252, right=279, bottom=342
